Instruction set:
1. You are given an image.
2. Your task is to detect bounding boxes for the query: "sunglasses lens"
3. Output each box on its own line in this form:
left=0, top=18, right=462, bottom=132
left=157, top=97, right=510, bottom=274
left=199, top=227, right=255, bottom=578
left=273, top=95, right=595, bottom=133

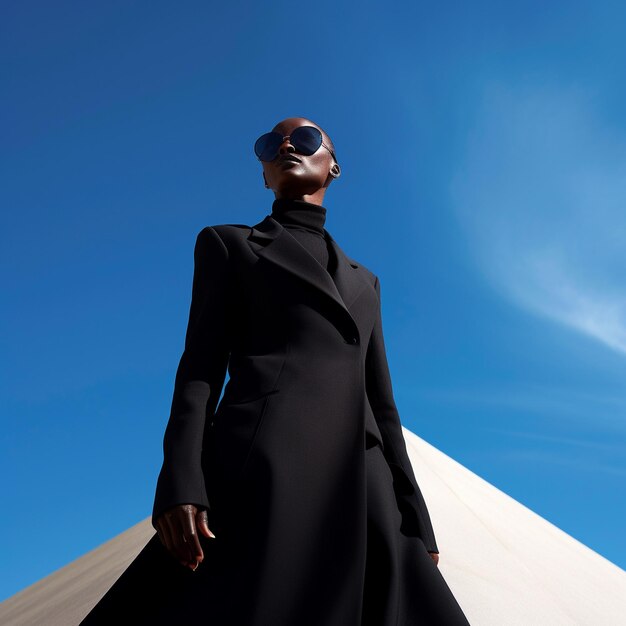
left=254, top=132, right=283, bottom=161
left=254, top=126, right=324, bottom=161
left=291, top=126, right=322, bottom=155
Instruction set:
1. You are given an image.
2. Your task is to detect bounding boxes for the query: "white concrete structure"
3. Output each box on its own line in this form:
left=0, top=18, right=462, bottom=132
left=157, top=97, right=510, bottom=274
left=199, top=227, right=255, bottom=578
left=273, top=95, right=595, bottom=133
left=1, top=429, right=625, bottom=625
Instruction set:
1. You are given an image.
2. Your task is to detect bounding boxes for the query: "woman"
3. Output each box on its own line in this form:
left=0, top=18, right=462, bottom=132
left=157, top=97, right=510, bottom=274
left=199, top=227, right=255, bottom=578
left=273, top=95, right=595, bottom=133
left=81, top=117, right=470, bottom=625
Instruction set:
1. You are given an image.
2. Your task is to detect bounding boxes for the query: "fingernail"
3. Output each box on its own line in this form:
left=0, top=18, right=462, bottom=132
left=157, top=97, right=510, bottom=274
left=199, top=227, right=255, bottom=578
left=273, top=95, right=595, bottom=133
left=209, top=531, right=216, bottom=538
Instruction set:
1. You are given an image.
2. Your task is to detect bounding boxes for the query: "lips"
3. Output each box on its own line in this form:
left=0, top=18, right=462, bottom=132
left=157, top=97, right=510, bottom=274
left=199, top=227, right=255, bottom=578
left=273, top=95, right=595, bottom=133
left=278, top=155, right=301, bottom=164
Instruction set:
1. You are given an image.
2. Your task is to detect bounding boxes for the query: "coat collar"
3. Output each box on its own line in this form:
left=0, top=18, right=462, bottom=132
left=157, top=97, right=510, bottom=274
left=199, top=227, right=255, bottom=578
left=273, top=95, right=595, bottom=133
left=247, top=214, right=369, bottom=341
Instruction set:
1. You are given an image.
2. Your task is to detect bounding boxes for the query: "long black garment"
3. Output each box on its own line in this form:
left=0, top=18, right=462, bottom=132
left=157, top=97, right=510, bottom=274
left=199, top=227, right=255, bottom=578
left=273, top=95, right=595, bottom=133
left=81, top=199, right=470, bottom=625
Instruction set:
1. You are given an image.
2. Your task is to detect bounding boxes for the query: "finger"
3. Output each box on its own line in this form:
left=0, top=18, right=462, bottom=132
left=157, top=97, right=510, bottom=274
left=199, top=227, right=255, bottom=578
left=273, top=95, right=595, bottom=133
left=182, top=507, right=204, bottom=563
left=159, top=516, right=177, bottom=559
left=166, top=512, right=193, bottom=567
left=163, top=509, right=189, bottom=565
left=154, top=519, right=164, bottom=546
left=196, top=509, right=216, bottom=539
left=155, top=523, right=166, bottom=549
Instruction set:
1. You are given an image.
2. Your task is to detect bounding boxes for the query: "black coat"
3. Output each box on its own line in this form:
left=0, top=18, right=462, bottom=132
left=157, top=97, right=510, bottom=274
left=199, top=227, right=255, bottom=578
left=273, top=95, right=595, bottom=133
left=81, top=214, right=469, bottom=626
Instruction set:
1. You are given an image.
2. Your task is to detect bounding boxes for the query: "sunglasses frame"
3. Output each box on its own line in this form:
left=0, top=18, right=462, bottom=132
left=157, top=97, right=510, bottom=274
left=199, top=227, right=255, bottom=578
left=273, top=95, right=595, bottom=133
left=254, top=125, right=337, bottom=163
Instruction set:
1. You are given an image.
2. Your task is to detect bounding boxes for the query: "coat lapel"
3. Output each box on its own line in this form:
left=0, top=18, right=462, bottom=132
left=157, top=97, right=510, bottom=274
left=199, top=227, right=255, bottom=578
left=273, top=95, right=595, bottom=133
left=247, top=214, right=369, bottom=341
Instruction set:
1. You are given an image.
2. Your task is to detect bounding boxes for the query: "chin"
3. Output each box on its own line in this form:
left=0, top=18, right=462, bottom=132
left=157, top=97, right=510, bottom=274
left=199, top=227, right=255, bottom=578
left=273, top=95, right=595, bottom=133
left=276, top=177, right=321, bottom=195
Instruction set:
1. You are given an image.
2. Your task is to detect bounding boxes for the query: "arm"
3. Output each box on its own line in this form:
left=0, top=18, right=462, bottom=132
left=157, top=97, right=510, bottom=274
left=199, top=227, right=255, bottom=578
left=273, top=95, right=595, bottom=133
left=365, top=275, right=439, bottom=554
left=152, top=226, right=231, bottom=529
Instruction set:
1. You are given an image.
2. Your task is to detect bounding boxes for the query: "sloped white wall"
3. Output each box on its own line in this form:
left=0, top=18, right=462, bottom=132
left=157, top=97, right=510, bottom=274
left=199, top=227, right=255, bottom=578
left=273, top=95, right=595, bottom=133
left=405, top=430, right=626, bottom=625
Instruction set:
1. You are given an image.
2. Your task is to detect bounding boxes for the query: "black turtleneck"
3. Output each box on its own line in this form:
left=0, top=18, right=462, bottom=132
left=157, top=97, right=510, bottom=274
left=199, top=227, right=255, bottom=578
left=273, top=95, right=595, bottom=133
left=270, top=198, right=333, bottom=272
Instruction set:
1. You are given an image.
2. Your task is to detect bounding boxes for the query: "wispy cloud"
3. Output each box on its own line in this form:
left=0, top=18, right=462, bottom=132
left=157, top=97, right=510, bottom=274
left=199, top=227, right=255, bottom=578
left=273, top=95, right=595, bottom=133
left=451, top=81, right=626, bottom=355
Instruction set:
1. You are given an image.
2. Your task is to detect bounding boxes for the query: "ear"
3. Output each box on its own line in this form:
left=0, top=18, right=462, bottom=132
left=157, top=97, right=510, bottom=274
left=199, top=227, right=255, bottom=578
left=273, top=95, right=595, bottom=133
left=330, top=163, right=341, bottom=179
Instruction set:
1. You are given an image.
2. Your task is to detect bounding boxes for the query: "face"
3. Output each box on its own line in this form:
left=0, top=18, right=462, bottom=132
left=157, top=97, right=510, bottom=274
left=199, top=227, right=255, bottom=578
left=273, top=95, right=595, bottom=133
left=260, top=117, right=340, bottom=199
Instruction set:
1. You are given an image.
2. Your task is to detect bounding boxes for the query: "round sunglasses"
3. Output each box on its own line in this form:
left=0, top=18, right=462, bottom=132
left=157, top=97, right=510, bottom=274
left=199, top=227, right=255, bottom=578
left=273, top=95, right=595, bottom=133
left=254, top=126, right=336, bottom=162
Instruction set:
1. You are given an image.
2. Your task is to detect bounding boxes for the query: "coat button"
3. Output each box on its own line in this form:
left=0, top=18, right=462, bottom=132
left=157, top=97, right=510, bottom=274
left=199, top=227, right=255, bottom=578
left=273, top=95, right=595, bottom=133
left=346, top=336, right=358, bottom=344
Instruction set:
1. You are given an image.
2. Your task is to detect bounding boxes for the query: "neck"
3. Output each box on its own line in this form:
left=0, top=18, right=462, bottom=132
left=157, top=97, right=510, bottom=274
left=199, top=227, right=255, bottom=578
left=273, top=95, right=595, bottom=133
left=271, top=197, right=327, bottom=236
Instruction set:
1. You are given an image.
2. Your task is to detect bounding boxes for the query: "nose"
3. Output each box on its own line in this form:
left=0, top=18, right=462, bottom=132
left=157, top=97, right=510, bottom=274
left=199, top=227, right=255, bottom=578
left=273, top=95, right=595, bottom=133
left=278, top=136, right=296, bottom=155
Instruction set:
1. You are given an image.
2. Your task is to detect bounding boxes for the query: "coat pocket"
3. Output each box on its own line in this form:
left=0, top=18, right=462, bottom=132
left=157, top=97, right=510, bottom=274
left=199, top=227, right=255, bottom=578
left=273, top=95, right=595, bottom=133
left=222, top=351, right=286, bottom=405
left=210, top=389, right=278, bottom=481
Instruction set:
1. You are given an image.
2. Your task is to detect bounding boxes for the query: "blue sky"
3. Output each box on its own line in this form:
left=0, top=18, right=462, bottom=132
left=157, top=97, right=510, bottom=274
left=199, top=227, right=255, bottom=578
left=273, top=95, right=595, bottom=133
left=2, top=0, right=625, bottom=600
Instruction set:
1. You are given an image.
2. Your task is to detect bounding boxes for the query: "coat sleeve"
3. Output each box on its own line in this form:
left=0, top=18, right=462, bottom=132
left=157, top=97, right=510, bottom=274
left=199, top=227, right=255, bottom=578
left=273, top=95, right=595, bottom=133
left=364, top=275, right=439, bottom=554
left=152, top=226, right=231, bottom=529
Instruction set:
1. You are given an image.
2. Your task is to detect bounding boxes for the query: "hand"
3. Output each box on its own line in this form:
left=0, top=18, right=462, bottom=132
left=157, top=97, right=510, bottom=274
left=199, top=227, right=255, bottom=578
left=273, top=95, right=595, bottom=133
left=155, top=504, right=216, bottom=571
left=428, top=551, right=439, bottom=566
